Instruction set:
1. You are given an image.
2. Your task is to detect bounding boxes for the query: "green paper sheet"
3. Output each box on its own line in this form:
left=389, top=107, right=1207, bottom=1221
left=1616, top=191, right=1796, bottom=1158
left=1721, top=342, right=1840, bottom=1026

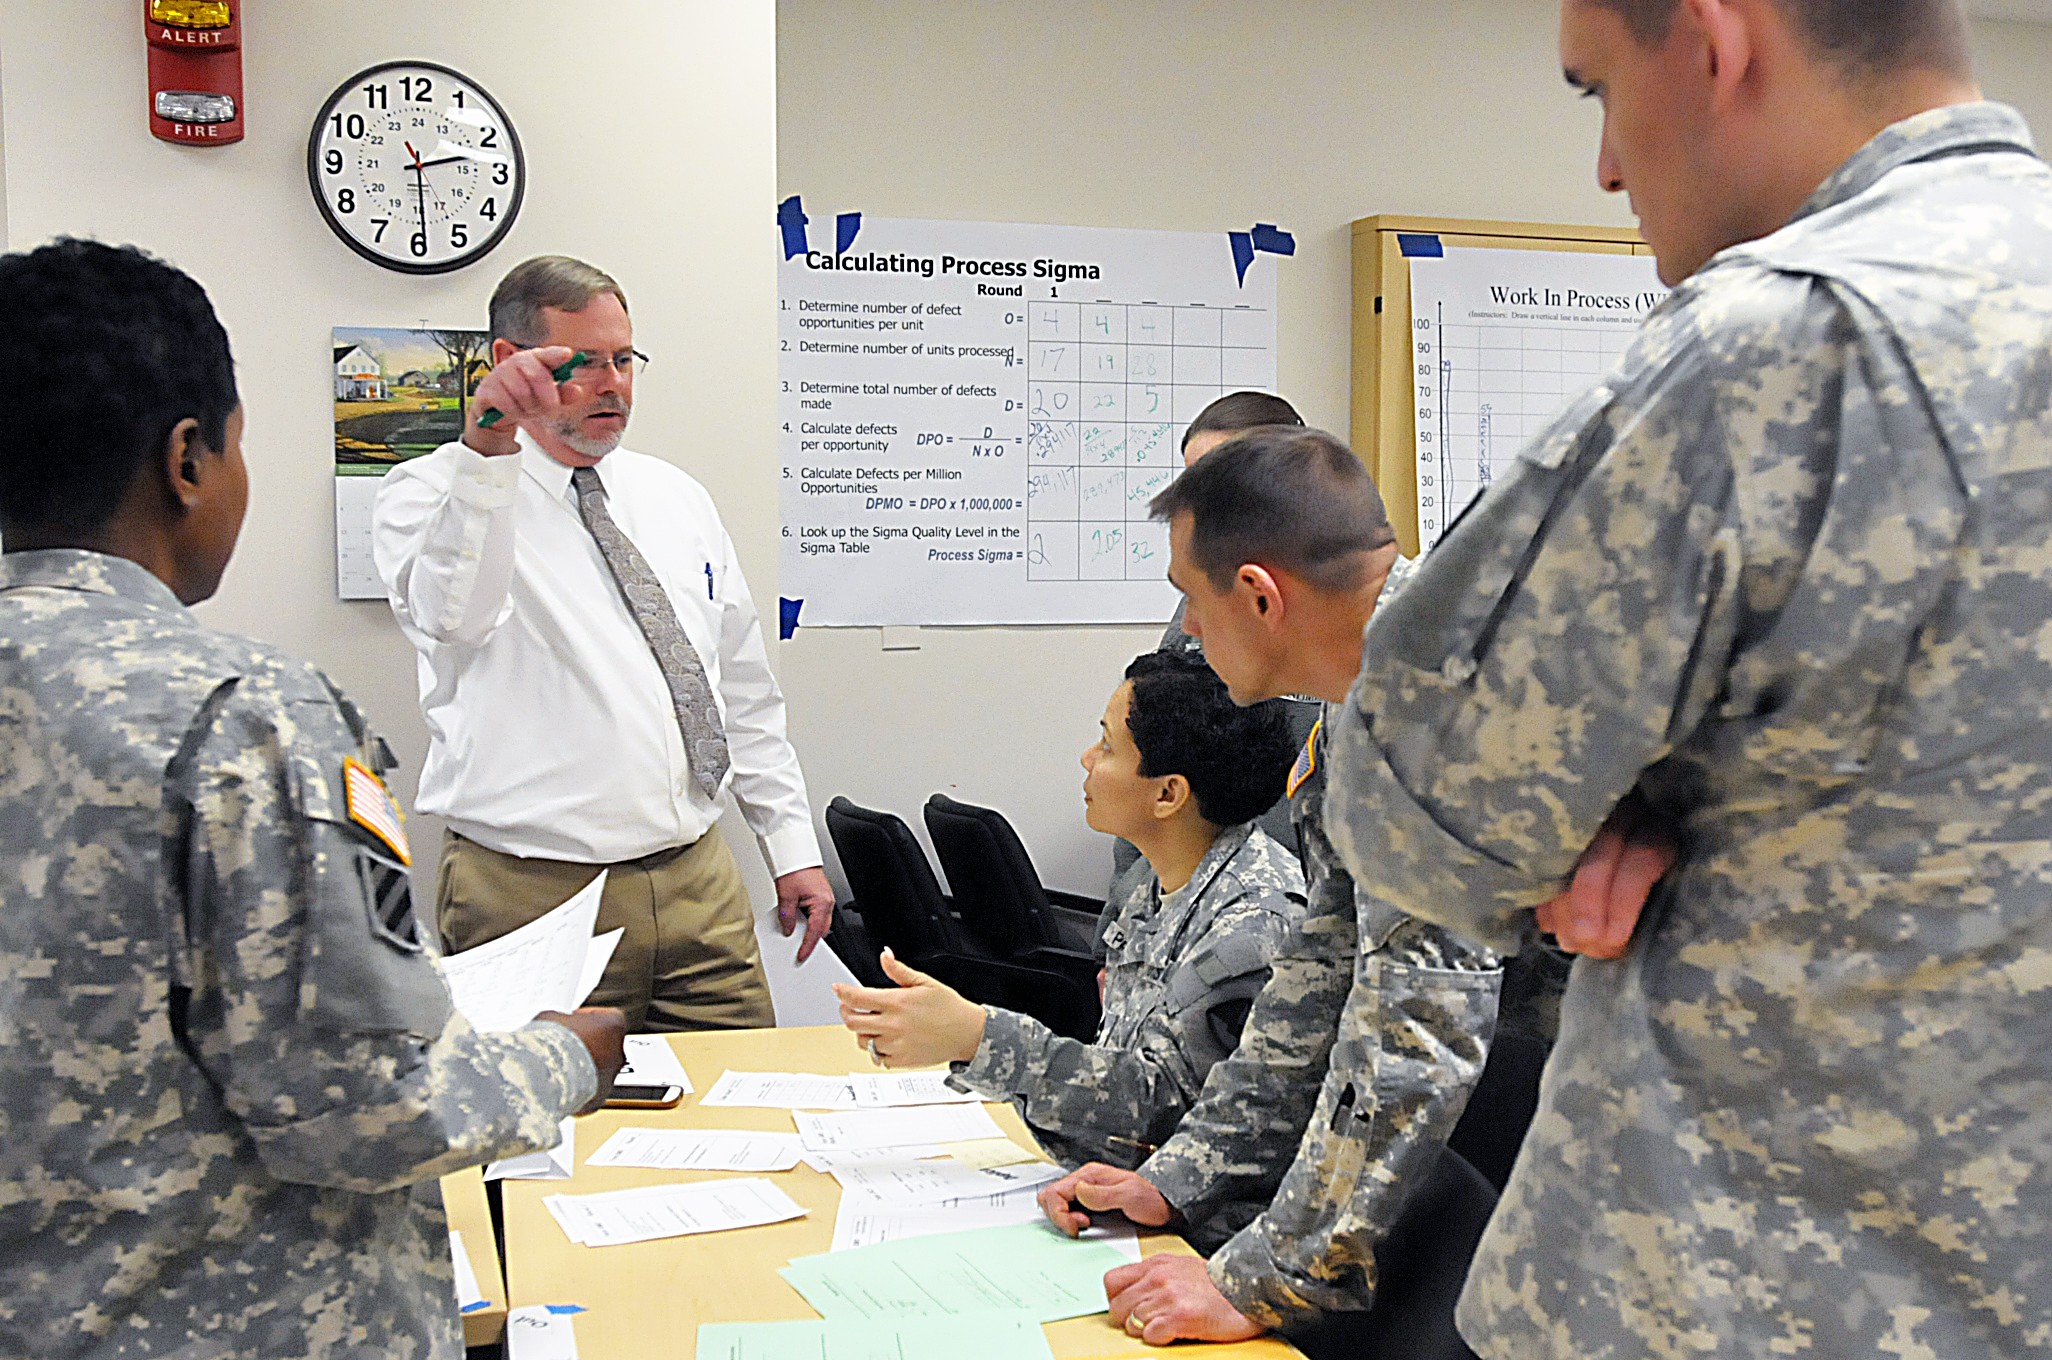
left=778, top=1222, right=1128, bottom=1324
left=697, top=1311, right=1055, bottom=1360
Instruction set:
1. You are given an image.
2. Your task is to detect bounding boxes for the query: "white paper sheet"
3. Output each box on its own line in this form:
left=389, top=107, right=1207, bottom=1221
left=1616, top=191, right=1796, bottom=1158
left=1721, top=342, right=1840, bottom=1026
left=847, top=1072, right=981, bottom=1107
left=830, top=1184, right=1037, bottom=1252
left=828, top=1156, right=1062, bottom=1207
left=486, top=1117, right=575, bottom=1182
left=614, top=1035, right=692, bottom=1092
left=441, top=873, right=610, bottom=1033
left=778, top=216, right=1279, bottom=627
left=585, top=1127, right=804, bottom=1173
left=1406, top=246, right=1665, bottom=550
left=829, top=1187, right=1143, bottom=1261
left=700, top=1070, right=860, bottom=1110
left=801, top=1146, right=951, bottom=1174
left=543, top=1177, right=807, bottom=1247
left=943, top=1139, right=1042, bottom=1170
left=505, top=1306, right=581, bottom=1360
left=794, top=1104, right=1003, bottom=1152
left=574, top=928, right=622, bottom=1007
left=450, top=1229, right=488, bottom=1311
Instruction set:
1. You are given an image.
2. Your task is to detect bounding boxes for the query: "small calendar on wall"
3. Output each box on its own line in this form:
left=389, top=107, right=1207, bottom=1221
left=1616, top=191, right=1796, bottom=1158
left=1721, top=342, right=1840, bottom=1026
left=777, top=211, right=1282, bottom=627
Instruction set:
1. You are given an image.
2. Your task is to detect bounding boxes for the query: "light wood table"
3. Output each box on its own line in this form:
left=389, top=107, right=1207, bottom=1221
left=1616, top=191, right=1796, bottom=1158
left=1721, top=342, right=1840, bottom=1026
left=500, top=1025, right=1300, bottom=1358
left=441, top=1165, right=508, bottom=1347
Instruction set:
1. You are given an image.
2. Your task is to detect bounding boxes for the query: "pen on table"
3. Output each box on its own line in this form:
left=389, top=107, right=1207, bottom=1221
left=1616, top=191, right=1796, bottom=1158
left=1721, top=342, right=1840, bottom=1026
left=476, top=350, right=589, bottom=428
left=705, top=562, right=715, bottom=600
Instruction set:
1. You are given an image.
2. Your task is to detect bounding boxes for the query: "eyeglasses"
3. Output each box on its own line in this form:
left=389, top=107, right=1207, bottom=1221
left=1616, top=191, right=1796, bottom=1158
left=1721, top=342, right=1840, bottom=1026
left=569, top=349, right=649, bottom=380
left=506, top=345, right=649, bottom=380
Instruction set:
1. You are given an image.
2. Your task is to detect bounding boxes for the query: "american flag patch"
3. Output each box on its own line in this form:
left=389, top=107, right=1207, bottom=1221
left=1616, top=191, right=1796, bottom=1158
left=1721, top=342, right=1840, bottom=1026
left=1286, top=718, right=1322, bottom=799
left=343, top=757, right=411, bottom=865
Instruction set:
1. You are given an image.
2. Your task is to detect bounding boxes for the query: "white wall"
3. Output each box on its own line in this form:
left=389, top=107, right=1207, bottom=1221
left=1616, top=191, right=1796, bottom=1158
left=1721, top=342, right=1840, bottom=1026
left=776, top=1, right=2052, bottom=898
left=0, top=1, right=858, bottom=1020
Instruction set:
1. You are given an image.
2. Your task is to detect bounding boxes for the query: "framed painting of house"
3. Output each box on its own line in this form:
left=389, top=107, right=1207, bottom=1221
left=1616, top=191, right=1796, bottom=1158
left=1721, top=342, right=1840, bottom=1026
left=333, top=324, right=488, bottom=598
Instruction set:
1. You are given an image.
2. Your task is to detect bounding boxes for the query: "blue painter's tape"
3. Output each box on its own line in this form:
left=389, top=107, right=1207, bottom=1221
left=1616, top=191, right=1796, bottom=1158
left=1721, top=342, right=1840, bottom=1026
left=543, top=1304, right=587, bottom=1316
left=836, top=212, right=863, bottom=254
left=1398, top=233, right=1444, bottom=258
left=1228, top=231, right=1256, bottom=286
left=777, top=195, right=810, bottom=261
left=779, top=597, right=803, bottom=641
left=461, top=1301, right=492, bottom=1314
left=1250, top=223, right=1296, bottom=256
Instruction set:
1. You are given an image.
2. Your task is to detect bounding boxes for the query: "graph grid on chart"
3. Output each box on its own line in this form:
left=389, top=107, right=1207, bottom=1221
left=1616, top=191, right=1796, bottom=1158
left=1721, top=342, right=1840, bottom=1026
left=1415, top=306, right=1636, bottom=550
left=1025, top=300, right=1272, bottom=582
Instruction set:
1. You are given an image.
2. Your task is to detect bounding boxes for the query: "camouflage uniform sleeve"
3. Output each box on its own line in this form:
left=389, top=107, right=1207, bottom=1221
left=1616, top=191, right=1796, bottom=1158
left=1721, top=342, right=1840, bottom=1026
left=953, top=888, right=1300, bottom=1159
left=167, top=669, right=596, bottom=1195
left=1322, top=294, right=1773, bottom=954
left=1139, top=876, right=1357, bottom=1226
left=1203, top=919, right=1500, bottom=1331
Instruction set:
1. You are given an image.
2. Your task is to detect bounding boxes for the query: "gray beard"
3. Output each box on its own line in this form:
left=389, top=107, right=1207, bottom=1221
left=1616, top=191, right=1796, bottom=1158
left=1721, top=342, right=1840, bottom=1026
left=554, top=410, right=628, bottom=459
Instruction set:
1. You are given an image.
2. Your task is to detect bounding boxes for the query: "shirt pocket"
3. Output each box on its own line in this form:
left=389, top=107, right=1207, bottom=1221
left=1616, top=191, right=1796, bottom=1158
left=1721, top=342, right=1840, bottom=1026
left=1367, top=954, right=1500, bottom=1134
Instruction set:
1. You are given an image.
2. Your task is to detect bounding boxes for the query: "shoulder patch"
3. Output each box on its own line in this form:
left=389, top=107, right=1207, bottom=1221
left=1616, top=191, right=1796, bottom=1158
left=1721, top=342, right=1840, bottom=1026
left=343, top=757, right=412, bottom=865
left=1286, top=717, right=1322, bottom=799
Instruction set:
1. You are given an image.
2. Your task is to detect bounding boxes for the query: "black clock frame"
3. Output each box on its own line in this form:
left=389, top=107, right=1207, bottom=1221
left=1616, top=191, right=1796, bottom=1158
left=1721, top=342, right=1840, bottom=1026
left=306, top=59, right=526, bottom=276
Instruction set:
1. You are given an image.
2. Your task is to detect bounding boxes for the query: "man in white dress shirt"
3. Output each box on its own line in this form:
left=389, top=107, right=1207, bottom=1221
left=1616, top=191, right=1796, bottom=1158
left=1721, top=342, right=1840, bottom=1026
left=373, top=255, right=833, bottom=1031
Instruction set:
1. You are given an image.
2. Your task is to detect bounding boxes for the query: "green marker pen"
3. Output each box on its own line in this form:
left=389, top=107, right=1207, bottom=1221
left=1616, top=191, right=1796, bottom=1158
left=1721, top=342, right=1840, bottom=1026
left=477, top=351, right=589, bottom=429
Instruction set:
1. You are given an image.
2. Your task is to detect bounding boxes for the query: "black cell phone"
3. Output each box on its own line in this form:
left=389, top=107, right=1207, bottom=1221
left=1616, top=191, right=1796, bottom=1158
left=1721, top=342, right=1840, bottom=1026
left=603, top=1083, right=686, bottom=1110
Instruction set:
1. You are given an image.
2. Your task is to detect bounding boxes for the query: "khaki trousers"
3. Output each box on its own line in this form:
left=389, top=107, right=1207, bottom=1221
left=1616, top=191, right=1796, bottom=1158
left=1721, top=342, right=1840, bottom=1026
left=435, top=830, right=775, bottom=1033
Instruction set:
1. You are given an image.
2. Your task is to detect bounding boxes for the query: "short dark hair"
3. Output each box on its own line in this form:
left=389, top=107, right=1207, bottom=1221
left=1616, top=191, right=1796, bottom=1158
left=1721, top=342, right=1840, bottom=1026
left=0, top=239, right=238, bottom=538
left=1122, top=650, right=1294, bottom=828
left=1181, top=390, right=1303, bottom=451
left=1150, top=426, right=1396, bottom=594
left=1587, top=0, right=1971, bottom=78
left=489, top=254, right=630, bottom=344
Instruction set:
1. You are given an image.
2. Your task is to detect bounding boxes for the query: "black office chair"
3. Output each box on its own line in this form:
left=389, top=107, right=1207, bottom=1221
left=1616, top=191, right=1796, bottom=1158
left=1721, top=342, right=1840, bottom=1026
left=922, top=793, right=1104, bottom=957
left=1283, top=1147, right=1498, bottom=1360
left=1447, top=1030, right=1551, bottom=1193
left=824, top=797, right=1100, bottom=1038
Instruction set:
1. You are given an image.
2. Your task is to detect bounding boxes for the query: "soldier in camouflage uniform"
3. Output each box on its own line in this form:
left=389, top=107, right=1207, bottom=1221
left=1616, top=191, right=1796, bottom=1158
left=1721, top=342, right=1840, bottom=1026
left=1324, top=3, right=2052, bottom=1355
left=1109, top=389, right=1312, bottom=893
left=837, top=652, right=1305, bottom=1218
left=1041, top=435, right=1503, bottom=1356
left=0, top=239, right=627, bottom=1359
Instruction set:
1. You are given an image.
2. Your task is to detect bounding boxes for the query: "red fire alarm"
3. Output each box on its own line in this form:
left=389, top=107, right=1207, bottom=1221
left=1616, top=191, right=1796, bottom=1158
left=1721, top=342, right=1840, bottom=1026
left=145, top=1, right=243, bottom=146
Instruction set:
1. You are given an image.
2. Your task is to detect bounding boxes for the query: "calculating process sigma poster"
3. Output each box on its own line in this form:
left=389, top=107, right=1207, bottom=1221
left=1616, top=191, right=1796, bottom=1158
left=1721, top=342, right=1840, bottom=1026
left=331, top=325, right=487, bottom=599
left=778, top=212, right=1283, bottom=627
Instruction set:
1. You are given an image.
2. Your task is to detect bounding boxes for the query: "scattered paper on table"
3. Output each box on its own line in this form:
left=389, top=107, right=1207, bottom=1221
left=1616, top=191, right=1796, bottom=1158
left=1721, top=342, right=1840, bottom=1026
left=615, top=1035, right=692, bottom=1092
left=801, top=1145, right=949, bottom=1174
left=697, top=1312, right=1055, bottom=1360
left=506, top=1305, right=581, bottom=1360
left=828, top=1154, right=1061, bottom=1206
left=794, top=1104, right=1002, bottom=1152
left=701, top=1070, right=861, bottom=1110
left=586, top=1127, right=803, bottom=1173
left=450, top=1229, right=488, bottom=1311
left=544, top=1177, right=806, bottom=1247
left=1079, top=1221, right=1143, bottom=1263
left=830, top=1185, right=1046, bottom=1251
left=487, top=1117, right=575, bottom=1181
left=781, top=1221, right=1128, bottom=1322
left=847, top=1072, right=981, bottom=1107
left=441, top=872, right=609, bottom=1033
left=945, top=1138, right=1043, bottom=1169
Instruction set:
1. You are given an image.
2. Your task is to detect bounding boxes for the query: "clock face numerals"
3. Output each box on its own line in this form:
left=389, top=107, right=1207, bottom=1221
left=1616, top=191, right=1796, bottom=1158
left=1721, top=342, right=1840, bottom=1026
left=308, top=62, right=524, bottom=274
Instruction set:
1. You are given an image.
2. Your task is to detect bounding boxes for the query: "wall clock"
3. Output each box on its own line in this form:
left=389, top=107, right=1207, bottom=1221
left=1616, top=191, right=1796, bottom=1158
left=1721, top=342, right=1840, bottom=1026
left=307, top=60, right=524, bottom=274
